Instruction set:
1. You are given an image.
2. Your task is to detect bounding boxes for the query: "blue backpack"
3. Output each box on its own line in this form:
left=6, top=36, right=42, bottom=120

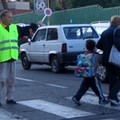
left=75, top=52, right=95, bottom=77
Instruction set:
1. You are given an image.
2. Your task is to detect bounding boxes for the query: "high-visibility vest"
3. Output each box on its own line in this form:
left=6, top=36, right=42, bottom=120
left=0, top=24, right=19, bottom=62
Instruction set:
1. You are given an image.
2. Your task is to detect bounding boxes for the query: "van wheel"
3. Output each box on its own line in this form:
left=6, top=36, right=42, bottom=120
left=21, top=53, right=31, bottom=70
left=51, top=56, right=63, bottom=73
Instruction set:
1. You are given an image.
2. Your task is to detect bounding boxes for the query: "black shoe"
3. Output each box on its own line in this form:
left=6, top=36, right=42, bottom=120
left=72, top=96, right=81, bottom=105
left=99, top=98, right=109, bottom=105
left=6, top=99, right=17, bottom=104
left=109, top=99, right=120, bottom=106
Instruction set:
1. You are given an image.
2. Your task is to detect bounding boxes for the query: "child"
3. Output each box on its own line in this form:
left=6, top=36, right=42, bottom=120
left=72, top=39, right=108, bottom=105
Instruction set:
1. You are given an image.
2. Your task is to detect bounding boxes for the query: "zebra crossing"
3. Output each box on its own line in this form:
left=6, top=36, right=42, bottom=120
left=66, top=93, right=120, bottom=110
left=0, top=91, right=120, bottom=120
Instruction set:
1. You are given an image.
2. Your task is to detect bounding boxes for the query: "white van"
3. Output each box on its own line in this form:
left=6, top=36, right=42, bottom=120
left=20, top=24, right=100, bottom=73
left=91, top=21, right=110, bottom=34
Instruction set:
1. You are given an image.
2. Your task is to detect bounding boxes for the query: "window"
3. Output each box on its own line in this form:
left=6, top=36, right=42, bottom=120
left=32, top=29, right=46, bottom=41
left=64, top=27, right=82, bottom=39
left=82, top=27, right=98, bottom=38
left=46, top=28, right=58, bottom=40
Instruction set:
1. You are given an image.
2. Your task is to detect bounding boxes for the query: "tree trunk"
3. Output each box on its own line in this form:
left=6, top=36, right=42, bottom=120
left=62, top=0, right=67, bottom=9
left=1, top=0, right=9, bottom=10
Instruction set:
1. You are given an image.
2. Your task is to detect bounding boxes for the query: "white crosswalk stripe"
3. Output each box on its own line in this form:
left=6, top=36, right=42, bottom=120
left=101, top=118, right=118, bottom=120
left=66, top=93, right=120, bottom=110
left=18, top=99, right=95, bottom=119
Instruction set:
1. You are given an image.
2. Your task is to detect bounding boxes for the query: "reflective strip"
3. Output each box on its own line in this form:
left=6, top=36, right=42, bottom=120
left=0, top=46, right=18, bottom=51
left=0, top=40, right=17, bottom=45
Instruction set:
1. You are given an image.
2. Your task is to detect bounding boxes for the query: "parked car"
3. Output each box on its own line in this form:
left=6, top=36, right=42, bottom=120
left=20, top=24, right=107, bottom=81
left=91, top=21, right=110, bottom=34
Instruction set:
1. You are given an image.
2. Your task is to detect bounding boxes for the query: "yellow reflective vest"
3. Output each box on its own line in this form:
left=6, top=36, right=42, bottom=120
left=0, top=24, right=19, bottom=62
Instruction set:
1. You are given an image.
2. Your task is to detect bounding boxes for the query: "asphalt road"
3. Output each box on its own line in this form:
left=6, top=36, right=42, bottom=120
left=0, top=60, right=120, bottom=120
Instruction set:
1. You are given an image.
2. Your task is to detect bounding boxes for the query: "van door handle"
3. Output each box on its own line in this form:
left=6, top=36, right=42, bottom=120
left=69, top=46, right=73, bottom=48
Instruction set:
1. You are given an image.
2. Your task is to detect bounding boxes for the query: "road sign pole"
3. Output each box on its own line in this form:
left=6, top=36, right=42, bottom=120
left=43, top=8, right=52, bottom=25
left=47, top=0, right=50, bottom=25
left=42, top=15, right=47, bottom=22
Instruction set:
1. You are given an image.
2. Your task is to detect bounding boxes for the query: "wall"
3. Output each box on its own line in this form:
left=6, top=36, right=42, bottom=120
left=0, top=2, right=30, bottom=10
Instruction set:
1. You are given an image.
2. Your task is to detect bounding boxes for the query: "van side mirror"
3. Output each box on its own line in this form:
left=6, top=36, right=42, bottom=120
left=28, top=38, right=31, bottom=45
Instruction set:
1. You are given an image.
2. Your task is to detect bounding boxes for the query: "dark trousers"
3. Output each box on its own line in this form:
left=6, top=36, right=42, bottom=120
left=107, top=64, right=120, bottom=101
left=75, top=77, right=104, bottom=101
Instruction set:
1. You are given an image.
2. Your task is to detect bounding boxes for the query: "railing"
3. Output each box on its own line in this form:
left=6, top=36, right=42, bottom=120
left=13, top=5, right=120, bottom=25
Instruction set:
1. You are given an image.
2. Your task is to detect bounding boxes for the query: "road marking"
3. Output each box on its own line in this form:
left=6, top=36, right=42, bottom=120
left=15, top=77, right=120, bottom=96
left=18, top=99, right=95, bottom=119
left=16, top=77, right=34, bottom=82
left=16, top=77, right=68, bottom=89
left=66, top=94, right=120, bottom=110
left=86, top=91, right=120, bottom=98
left=86, top=91, right=107, bottom=96
left=101, top=118, right=118, bottom=120
left=0, top=108, right=27, bottom=120
left=46, top=83, right=68, bottom=89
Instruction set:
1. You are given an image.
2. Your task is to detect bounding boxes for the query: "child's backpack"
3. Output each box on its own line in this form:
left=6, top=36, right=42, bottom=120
left=75, top=52, right=95, bottom=77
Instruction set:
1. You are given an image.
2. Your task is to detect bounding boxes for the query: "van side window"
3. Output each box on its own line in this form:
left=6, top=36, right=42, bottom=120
left=47, top=28, right=58, bottom=40
left=64, top=27, right=82, bottom=39
left=32, top=29, right=46, bottom=42
left=82, top=27, right=98, bottom=38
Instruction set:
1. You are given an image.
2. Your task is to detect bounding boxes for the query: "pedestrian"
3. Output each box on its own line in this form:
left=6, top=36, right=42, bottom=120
left=29, top=23, right=38, bottom=37
left=20, top=22, right=38, bottom=45
left=97, top=15, right=120, bottom=106
left=72, top=40, right=108, bottom=106
left=0, top=10, right=35, bottom=105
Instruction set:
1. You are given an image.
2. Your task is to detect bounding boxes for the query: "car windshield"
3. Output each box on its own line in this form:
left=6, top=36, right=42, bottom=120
left=63, top=26, right=99, bottom=39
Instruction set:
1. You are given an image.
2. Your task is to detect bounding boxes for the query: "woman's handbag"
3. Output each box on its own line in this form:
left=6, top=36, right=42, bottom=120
left=109, top=45, right=120, bottom=68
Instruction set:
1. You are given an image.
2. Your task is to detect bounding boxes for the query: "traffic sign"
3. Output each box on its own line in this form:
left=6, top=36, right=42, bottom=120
left=36, top=1, right=46, bottom=10
left=34, top=0, right=46, bottom=14
left=44, top=8, right=52, bottom=16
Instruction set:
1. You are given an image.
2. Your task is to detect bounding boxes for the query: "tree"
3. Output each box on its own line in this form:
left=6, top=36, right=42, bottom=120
left=54, top=0, right=71, bottom=11
left=1, top=0, right=9, bottom=9
left=71, top=0, right=120, bottom=8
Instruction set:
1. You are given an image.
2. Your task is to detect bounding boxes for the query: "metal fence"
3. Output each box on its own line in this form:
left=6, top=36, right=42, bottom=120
left=13, top=5, right=120, bottom=25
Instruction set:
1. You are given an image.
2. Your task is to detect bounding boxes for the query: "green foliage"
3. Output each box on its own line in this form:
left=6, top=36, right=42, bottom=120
left=29, top=0, right=34, bottom=9
left=70, top=0, right=120, bottom=8
left=53, top=2, right=63, bottom=11
left=53, top=0, right=72, bottom=11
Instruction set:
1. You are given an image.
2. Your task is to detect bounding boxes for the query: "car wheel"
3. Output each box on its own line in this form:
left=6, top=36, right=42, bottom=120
left=51, top=56, right=64, bottom=73
left=21, top=53, right=31, bottom=70
left=97, top=65, right=109, bottom=83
